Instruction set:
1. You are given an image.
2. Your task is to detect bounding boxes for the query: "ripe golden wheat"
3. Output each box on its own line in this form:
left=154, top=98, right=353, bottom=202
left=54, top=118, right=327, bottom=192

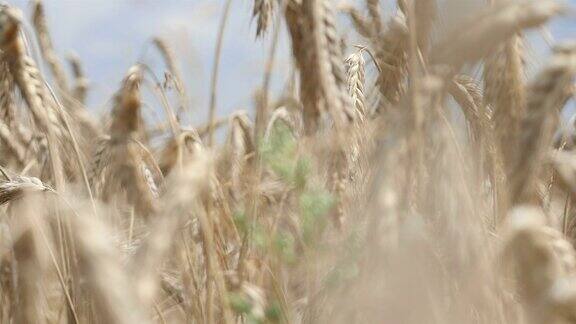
left=0, top=0, right=575, bottom=323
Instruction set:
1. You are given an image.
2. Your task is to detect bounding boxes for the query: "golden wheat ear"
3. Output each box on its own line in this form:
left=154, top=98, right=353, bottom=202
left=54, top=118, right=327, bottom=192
left=66, top=53, right=88, bottom=104
left=285, top=0, right=355, bottom=135
left=252, top=0, right=273, bottom=38
left=89, top=65, right=164, bottom=218
left=131, top=152, right=212, bottom=308
left=110, top=65, right=144, bottom=139
left=157, top=129, right=204, bottom=176
left=0, top=57, right=30, bottom=167
left=448, top=75, right=487, bottom=142
left=509, top=43, right=576, bottom=205
left=221, top=112, right=255, bottom=199
left=0, top=175, right=47, bottom=206
left=264, top=106, right=297, bottom=141
left=340, top=4, right=372, bottom=38
left=62, top=202, right=150, bottom=324
left=31, top=0, right=69, bottom=93
left=431, top=0, right=563, bottom=70
left=0, top=5, right=62, bottom=134
left=503, top=205, right=576, bottom=323
left=152, top=37, right=188, bottom=118
left=373, top=9, right=408, bottom=110
left=484, top=34, right=526, bottom=169
left=345, top=51, right=367, bottom=120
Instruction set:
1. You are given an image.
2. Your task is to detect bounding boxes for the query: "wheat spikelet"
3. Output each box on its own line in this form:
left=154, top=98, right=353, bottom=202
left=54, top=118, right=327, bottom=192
left=157, top=129, right=203, bottom=176
left=0, top=61, right=16, bottom=127
left=3, top=7, right=96, bottom=178
left=89, top=66, right=163, bottom=218
left=220, top=111, right=255, bottom=202
left=66, top=53, right=88, bottom=104
left=374, top=9, right=408, bottom=108
left=0, top=1, right=573, bottom=323
left=503, top=205, right=576, bottom=323
left=320, top=0, right=356, bottom=124
left=0, top=5, right=73, bottom=188
left=286, top=0, right=354, bottom=134
left=2, top=188, right=50, bottom=324
left=509, top=43, right=576, bottom=204
left=264, top=106, right=296, bottom=140
left=0, top=61, right=27, bottom=166
left=252, top=0, right=273, bottom=38
left=152, top=37, right=186, bottom=106
left=341, top=5, right=372, bottom=38
left=32, top=0, right=69, bottom=93
left=0, top=120, right=26, bottom=167
left=431, top=0, right=562, bottom=69
left=413, top=0, right=436, bottom=56
left=0, top=5, right=62, bottom=136
left=485, top=33, right=526, bottom=171
left=346, top=51, right=366, bottom=119
left=550, top=150, right=576, bottom=201
left=0, top=175, right=47, bottom=205
left=366, top=0, right=381, bottom=33
left=449, top=76, right=485, bottom=141
left=64, top=203, right=150, bottom=324
left=10, top=213, right=46, bottom=324
left=132, top=153, right=211, bottom=308
left=285, top=0, right=320, bottom=134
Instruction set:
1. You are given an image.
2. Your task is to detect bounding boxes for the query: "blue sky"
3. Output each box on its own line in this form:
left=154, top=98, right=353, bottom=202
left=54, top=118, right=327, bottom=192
left=7, top=0, right=576, bottom=126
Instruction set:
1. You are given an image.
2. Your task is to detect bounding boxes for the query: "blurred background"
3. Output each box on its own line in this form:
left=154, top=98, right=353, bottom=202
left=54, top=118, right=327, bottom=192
left=7, top=0, right=576, bottom=126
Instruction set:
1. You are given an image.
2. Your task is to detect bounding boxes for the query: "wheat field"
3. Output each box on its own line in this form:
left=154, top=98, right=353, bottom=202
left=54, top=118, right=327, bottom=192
left=0, top=0, right=575, bottom=323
